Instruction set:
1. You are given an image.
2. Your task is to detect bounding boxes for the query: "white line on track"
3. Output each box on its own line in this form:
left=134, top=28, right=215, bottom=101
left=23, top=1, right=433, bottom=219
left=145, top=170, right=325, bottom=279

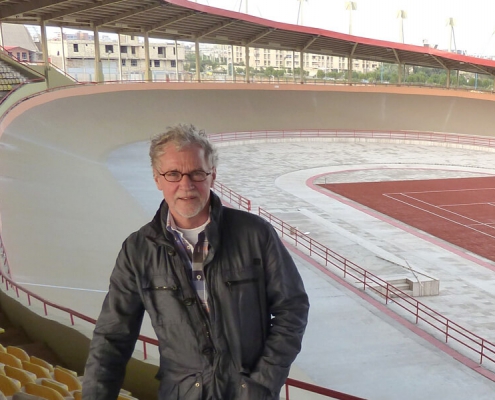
left=439, top=202, right=491, bottom=207
left=383, top=193, right=495, bottom=239
left=386, top=187, right=495, bottom=195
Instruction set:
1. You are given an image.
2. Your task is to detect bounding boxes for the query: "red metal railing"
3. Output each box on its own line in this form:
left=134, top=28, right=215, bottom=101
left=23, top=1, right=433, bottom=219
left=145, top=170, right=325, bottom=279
left=285, top=379, right=366, bottom=400
left=258, top=208, right=495, bottom=369
left=207, top=129, right=495, bottom=149
left=213, top=181, right=251, bottom=211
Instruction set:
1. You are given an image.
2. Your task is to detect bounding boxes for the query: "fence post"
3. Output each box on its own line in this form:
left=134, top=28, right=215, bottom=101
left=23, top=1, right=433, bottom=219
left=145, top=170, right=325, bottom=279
left=445, top=320, right=449, bottom=343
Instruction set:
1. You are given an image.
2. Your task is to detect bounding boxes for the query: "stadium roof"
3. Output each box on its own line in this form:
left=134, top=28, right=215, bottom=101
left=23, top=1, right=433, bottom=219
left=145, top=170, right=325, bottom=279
left=1, top=0, right=495, bottom=76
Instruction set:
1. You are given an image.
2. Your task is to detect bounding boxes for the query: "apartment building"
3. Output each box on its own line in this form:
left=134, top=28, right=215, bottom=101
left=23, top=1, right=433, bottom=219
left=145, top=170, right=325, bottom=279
left=202, top=44, right=378, bottom=75
left=47, top=33, right=186, bottom=81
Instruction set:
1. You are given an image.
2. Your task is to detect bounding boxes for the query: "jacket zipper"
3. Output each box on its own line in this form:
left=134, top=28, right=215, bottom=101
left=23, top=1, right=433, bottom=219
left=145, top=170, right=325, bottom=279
left=226, top=278, right=258, bottom=291
left=150, top=285, right=178, bottom=291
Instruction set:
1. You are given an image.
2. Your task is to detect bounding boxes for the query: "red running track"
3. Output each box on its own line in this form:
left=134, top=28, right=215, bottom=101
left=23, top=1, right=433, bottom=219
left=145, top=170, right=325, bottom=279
left=319, top=176, right=495, bottom=262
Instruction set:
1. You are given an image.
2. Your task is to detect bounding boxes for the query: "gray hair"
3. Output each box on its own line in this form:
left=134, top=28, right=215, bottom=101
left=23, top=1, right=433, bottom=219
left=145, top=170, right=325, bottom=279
left=149, top=124, right=218, bottom=171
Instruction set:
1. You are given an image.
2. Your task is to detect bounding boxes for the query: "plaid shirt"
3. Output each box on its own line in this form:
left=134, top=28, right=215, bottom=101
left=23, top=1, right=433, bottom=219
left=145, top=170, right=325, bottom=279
left=167, top=213, right=210, bottom=312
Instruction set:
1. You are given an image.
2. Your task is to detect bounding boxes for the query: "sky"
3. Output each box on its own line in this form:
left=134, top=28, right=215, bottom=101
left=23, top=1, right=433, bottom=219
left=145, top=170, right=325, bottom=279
left=192, top=0, right=495, bottom=56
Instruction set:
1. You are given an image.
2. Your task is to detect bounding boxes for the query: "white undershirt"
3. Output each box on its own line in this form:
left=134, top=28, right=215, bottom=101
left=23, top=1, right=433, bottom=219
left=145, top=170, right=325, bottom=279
left=176, top=220, right=209, bottom=248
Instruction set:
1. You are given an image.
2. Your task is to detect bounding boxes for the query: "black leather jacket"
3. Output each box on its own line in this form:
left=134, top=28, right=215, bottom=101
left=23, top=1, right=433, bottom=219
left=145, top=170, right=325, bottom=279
left=83, top=192, right=309, bottom=400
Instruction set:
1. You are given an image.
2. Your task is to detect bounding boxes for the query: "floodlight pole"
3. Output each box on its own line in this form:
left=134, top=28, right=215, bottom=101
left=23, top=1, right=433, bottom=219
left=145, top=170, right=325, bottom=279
left=345, top=2, right=357, bottom=35
left=195, top=39, right=201, bottom=82
left=296, top=0, right=307, bottom=26
left=447, top=18, right=456, bottom=53
left=397, top=10, right=407, bottom=43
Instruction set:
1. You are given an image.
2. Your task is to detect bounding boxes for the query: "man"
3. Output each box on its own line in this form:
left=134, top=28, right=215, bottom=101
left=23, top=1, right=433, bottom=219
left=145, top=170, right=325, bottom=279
left=83, top=124, right=309, bottom=400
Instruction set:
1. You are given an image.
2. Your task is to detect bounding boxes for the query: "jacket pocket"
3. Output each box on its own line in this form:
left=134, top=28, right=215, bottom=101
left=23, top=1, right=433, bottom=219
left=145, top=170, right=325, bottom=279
left=237, top=376, right=272, bottom=400
left=225, top=267, right=260, bottom=290
left=157, top=375, right=202, bottom=400
left=142, top=275, right=182, bottom=326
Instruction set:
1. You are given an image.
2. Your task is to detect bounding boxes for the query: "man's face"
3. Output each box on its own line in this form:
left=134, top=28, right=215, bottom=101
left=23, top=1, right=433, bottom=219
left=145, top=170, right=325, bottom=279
left=154, top=143, right=216, bottom=229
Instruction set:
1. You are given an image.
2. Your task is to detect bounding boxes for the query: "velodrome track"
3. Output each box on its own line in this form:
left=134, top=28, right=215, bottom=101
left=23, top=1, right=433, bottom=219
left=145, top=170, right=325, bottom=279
left=2, top=83, right=495, bottom=399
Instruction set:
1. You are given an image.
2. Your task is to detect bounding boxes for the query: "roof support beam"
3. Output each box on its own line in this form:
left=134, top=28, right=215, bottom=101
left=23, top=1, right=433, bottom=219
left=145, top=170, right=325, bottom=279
left=467, top=63, right=492, bottom=76
left=93, top=25, right=103, bottom=82
left=144, top=32, right=151, bottom=81
left=302, top=35, right=319, bottom=51
left=245, top=45, right=250, bottom=83
left=430, top=55, right=447, bottom=69
left=195, top=19, right=239, bottom=40
left=350, top=42, right=358, bottom=57
left=0, top=0, right=68, bottom=19
left=300, top=50, right=304, bottom=84
left=146, top=10, right=197, bottom=33
left=195, top=39, right=201, bottom=82
left=39, top=19, right=50, bottom=87
left=244, top=28, right=275, bottom=46
left=391, top=48, right=400, bottom=64
left=94, top=4, right=162, bottom=27
left=43, top=0, right=125, bottom=22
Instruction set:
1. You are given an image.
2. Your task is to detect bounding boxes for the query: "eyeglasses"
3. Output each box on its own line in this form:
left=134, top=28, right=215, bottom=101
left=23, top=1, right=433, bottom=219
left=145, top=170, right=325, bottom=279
left=158, top=170, right=212, bottom=182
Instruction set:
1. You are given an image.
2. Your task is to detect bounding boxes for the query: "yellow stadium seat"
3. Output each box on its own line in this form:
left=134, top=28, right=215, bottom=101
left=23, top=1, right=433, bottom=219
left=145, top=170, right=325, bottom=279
left=117, top=394, right=136, bottom=400
left=24, top=382, right=65, bottom=400
left=0, top=373, right=22, bottom=396
left=4, top=365, right=36, bottom=386
left=21, top=361, right=51, bottom=379
left=0, top=344, right=6, bottom=352
left=72, top=390, right=82, bottom=400
left=40, top=379, right=71, bottom=398
left=0, top=351, right=23, bottom=368
left=54, top=366, right=77, bottom=377
left=29, top=357, right=54, bottom=373
left=53, top=367, right=81, bottom=391
left=6, top=347, right=30, bottom=362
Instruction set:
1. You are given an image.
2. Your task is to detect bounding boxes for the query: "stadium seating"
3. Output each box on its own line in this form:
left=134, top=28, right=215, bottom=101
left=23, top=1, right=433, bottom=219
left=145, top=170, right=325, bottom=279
left=30, top=357, right=54, bottom=373
left=4, top=365, right=36, bottom=386
left=21, top=361, right=52, bottom=379
left=24, top=382, right=65, bottom=400
left=40, top=379, right=72, bottom=398
left=52, top=367, right=81, bottom=391
left=7, top=347, right=30, bottom=362
left=0, top=313, right=139, bottom=399
left=0, top=373, right=22, bottom=396
left=0, top=351, right=23, bottom=368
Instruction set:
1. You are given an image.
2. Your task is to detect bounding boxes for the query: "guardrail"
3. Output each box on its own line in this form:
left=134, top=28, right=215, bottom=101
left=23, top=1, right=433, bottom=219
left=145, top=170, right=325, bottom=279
left=207, top=129, right=495, bottom=149
left=213, top=181, right=251, bottom=211
left=258, top=208, right=495, bottom=369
